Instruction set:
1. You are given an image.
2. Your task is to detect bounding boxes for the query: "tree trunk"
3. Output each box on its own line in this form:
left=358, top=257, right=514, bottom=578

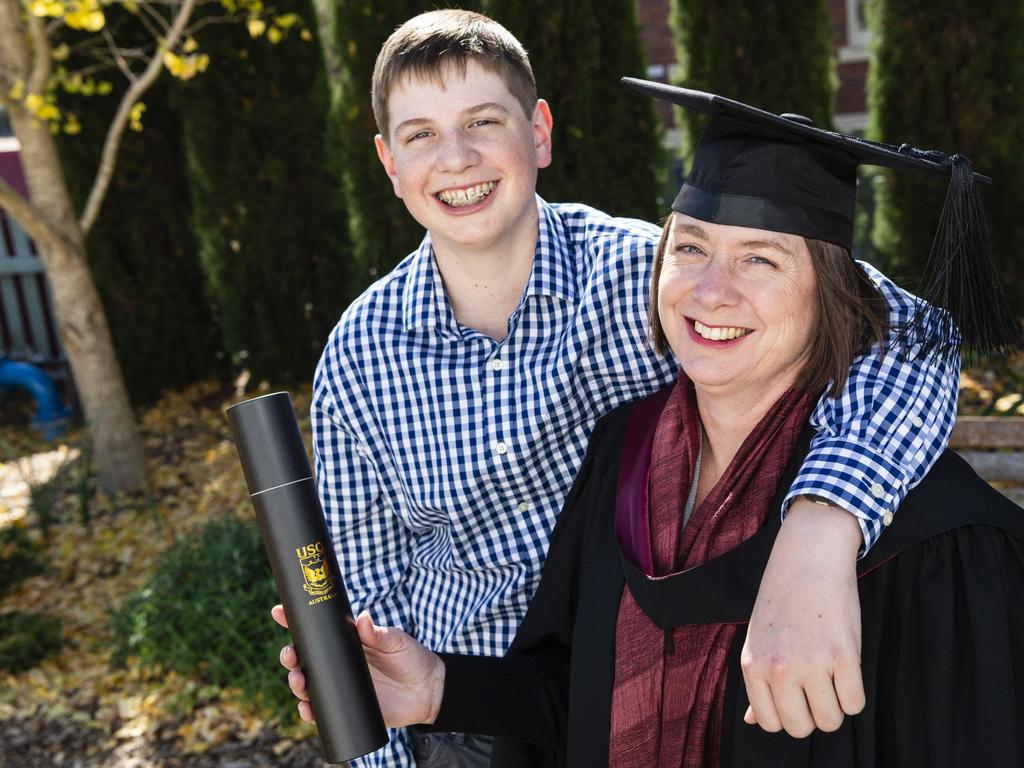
left=0, top=0, right=147, bottom=493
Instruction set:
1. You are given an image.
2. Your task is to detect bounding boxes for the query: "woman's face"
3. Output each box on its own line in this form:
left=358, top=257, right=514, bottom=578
left=657, top=213, right=819, bottom=399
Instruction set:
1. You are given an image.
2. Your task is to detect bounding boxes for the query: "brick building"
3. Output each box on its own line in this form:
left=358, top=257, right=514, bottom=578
left=636, top=0, right=872, bottom=152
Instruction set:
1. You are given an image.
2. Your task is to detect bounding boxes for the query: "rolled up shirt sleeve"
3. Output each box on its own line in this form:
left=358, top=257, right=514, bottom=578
left=783, top=261, right=960, bottom=553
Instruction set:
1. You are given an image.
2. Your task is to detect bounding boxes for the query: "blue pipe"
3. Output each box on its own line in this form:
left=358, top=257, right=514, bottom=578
left=0, top=358, right=71, bottom=441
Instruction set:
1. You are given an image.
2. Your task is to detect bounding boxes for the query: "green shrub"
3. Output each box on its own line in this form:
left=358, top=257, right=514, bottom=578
left=0, top=525, right=44, bottom=599
left=0, top=611, right=63, bottom=670
left=110, top=518, right=292, bottom=718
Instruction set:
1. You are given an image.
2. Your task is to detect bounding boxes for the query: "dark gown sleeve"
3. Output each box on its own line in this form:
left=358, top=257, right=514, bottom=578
left=723, top=467, right=1024, bottom=768
left=429, top=407, right=628, bottom=761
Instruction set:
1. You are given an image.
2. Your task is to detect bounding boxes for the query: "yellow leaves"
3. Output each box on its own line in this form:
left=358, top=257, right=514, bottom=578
left=129, top=101, right=145, bottom=132
left=274, top=12, right=299, bottom=29
left=248, top=10, right=308, bottom=43
left=30, top=0, right=64, bottom=17
left=51, top=43, right=70, bottom=62
left=994, top=393, right=1024, bottom=414
left=63, top=3, right=105, bottom=31
left=32, top=0, right=106, bottom=28
left=7, top=80, right=24, bottom=102
left=246, top=17, right=266, bottom=38
left=122, top=0, right=139, bottom=12
left=162, top=51, right=210, bottom=81
left=97, top=80, right=113, bottom=95
left=31, top=0, right=106, bottom=29
left=63, top=114, right=81, bottom=135
left=162, top=51, right=183, bottom=75
left=24, top=92, right=61, bottom=122
left=183, top=36, right=199, bottom=53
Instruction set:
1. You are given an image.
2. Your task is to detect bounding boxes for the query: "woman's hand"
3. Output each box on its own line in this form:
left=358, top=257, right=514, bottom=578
left=271, top=605, right=446, bottom=728
left=740, top=498, right=866, bottom=738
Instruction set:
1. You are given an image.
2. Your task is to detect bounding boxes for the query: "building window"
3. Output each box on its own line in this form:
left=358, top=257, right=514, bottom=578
left=846, top=0, right=870, bottom=50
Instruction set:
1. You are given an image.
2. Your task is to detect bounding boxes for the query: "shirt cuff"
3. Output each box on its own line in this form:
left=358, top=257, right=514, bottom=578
left=782, top=437, right=913, bottom=555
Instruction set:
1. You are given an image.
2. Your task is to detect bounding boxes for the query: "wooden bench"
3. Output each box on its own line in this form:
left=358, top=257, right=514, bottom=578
left=950, top=417, right=1024, bottom=504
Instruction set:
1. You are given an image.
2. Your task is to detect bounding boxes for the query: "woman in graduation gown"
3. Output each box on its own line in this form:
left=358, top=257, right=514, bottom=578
left=284, top=82, right=1024, bottom=767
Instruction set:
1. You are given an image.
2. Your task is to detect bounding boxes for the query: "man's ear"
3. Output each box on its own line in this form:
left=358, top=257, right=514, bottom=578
left=374, top=134, right=403, bottom=199
left=533, top=99, right=554, bottom=170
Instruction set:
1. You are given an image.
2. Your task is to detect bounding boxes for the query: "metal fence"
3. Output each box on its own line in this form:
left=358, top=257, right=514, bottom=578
left=0, top=139, right=67, bottom=379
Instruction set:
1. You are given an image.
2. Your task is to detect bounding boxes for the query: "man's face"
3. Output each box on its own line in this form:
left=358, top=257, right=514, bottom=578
left=375, top=60, right=553, bottom=258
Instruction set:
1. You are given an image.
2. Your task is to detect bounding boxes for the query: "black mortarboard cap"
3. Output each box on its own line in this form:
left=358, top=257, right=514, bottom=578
left=623, top=77, right=1021, bottom=361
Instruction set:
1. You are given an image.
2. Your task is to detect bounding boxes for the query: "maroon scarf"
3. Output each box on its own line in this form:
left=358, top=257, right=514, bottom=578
left=609, top=376, right=814, bottom=768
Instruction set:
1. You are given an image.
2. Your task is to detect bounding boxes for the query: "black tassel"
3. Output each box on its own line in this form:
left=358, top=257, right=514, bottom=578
left=899, top=154, right=1022, bottom=364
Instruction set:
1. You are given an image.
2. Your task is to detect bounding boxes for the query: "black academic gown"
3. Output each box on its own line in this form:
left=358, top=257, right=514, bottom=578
left=430, top=400, right=1024, bottom=767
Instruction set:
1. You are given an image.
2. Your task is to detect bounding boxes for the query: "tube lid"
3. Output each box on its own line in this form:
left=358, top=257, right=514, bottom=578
left=226, top=392, right=312, bottom=496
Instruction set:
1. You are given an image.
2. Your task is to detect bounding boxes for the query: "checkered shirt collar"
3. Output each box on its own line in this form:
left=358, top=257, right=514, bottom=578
left=402, top=197, right=578, bottom=335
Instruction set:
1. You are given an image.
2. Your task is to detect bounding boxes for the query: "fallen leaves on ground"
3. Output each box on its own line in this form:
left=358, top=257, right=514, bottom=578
left=959, top=352, right=1024, bottom=415
left=0, top=380, right=328, bottom=766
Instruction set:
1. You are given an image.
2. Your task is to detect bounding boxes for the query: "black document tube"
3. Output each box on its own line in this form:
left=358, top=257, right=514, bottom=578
left=227, top=392, right=388, bottom=764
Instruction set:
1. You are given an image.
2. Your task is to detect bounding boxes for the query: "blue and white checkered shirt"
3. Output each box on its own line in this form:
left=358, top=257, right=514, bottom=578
left=312, top=199, right=958, bottom=766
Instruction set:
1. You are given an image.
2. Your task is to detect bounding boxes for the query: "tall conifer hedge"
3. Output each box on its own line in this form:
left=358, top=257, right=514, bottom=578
left=326, top=1, right=437, bottom=294
left=867, top=0, right=1024, bottom=313
left=178, top=11, right=350, bottom=384
left=56, top=24, right=223, bottom=405
left=670, top=0, right=836, bottom=159
left=490, top=0, right=664, bottom=220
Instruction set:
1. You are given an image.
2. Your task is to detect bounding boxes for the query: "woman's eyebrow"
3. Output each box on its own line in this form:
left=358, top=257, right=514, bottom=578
left=739, top=238, right=794, bottom=255
left=674, top=223, right=709, bottom=239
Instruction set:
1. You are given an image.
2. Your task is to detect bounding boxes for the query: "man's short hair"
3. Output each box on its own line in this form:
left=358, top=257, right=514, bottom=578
left=371, top=9, right=537, bottom=140
left=646, top=216, right=889, bottom=399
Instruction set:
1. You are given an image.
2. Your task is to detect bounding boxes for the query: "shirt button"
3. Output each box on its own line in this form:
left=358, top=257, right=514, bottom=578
left=517, top=502, right=530, bottom=513
left=870, top=482, right=886, bottom=499
left=495, top=441, right=508, bottom=455
left=883, top=511, right=894, bottom=526
left=911, top=416, right=923, bottom=428
left=490, top=358, right=503, bottom=371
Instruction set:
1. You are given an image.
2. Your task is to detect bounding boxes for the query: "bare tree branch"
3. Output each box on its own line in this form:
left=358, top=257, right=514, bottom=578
left=103, top=27, right=136, bottom=81
left=79, top=0, right=198, bottom=234
left=0, top=176, right=76, bottom=254
left=186, top=13, right=247, bottom=35
left=138, top=0, right=172, bottom=35
left=25, top=5, right=52, bottom=94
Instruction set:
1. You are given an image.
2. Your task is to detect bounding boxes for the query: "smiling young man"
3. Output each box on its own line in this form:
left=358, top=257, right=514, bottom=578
left=292, top=10, right=960, bottom=767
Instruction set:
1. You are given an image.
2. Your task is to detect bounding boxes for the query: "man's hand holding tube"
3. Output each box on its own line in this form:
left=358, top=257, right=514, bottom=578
left=271, top=605, right=445, bottom=728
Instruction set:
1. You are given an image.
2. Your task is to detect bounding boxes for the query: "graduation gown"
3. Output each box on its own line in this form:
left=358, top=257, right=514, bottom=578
left=431, top=399, right=1024, bottom=767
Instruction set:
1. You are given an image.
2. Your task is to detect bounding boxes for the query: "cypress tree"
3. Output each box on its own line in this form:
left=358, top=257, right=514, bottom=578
left=326, top=1, right=437, bottom=294
left=867, top=0, right=1024, bottom=313
left=490, top=0, right=664, bottom=219
left=55, top=23, right=223, bottom=405
left=178, top=9, right=350, bottom=384
left=670, top=0, right=836, bottom=159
